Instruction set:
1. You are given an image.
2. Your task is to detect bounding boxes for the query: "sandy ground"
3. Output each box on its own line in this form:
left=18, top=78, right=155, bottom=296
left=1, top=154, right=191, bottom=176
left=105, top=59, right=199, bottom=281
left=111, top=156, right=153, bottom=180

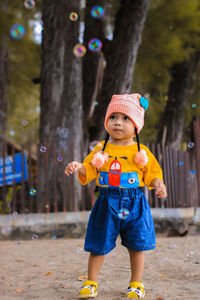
left=0, top=236, right=200, bottom=300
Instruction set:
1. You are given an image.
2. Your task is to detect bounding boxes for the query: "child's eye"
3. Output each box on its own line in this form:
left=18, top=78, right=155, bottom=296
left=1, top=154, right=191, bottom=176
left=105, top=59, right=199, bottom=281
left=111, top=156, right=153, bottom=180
left=124, top=116, right=130, bottom=120
left=110, top=115, right=116, bottom=119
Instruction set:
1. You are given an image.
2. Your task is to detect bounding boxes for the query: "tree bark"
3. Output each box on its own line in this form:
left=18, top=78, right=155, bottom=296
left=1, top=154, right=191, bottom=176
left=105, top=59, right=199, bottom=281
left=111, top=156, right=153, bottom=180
left=39, top=0, right=83, bottom=212
left=88, top=0, right=150, bottom=140
left=157, top=53, right=200, bottom=150
left=0, top=44, right=8, bottom=154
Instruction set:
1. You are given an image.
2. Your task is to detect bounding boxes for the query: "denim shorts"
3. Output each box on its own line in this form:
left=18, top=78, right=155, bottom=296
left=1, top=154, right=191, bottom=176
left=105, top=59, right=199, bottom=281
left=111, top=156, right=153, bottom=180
left=84, top=187, right=156, bottom=255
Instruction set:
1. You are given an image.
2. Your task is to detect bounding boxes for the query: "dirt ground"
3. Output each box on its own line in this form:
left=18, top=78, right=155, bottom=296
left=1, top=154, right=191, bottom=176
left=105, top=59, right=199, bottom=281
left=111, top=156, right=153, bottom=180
left=0, top=236, right=200, bottom=300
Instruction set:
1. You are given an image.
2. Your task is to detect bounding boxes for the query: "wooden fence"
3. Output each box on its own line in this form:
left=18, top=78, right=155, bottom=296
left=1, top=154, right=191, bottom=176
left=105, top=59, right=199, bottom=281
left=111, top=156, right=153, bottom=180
left=0, top=120, right=199, bottom=214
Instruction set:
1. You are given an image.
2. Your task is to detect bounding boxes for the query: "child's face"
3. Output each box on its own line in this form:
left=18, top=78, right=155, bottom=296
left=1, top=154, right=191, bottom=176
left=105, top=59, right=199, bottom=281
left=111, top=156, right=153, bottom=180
left=106, top=112, right=135, bottom=141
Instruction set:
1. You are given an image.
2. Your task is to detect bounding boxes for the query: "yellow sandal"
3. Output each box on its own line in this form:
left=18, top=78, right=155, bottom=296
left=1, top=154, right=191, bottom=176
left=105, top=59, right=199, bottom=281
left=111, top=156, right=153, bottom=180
left=77, top=280, right=98, bottom=298
left=126, top=280, right=145, bottom=298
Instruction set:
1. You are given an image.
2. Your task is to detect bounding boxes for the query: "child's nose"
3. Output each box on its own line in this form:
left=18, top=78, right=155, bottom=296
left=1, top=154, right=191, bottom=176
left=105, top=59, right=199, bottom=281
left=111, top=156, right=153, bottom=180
left=115, top=118, right=122, bottom=125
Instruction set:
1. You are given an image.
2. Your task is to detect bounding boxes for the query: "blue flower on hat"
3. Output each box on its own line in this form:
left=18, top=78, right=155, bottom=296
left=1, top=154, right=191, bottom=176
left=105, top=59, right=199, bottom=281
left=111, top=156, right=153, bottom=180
left=139, top=96, right=149, bottom=111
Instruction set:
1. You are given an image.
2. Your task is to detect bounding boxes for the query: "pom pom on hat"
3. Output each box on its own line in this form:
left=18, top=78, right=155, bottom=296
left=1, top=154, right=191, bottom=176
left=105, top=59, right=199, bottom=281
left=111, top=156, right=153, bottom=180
left=92, top=151, right=109, bottom=168
left=135, top=149, right=148, bottom=166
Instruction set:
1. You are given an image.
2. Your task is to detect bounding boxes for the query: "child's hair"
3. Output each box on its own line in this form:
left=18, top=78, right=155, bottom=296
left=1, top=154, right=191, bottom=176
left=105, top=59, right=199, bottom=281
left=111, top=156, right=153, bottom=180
left=102, top=127, right=140, bottom=153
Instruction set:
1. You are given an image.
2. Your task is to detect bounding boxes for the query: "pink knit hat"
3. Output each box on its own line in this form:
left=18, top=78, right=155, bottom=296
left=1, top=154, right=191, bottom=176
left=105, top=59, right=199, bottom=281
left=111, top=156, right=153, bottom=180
left=104, top=93, right=148, bottom=133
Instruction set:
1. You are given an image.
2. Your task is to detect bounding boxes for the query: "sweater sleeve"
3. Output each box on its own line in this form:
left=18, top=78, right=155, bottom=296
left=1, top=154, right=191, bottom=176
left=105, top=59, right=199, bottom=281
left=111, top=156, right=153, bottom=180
left=143, top=147, right=163, bottom=189
left=77, top=142, right=103, bottom=185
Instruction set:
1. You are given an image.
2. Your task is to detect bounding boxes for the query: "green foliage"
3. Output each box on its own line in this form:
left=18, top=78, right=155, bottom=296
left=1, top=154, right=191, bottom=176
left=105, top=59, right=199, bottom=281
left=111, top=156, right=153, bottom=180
left=133, top=0, right=200, bottom=143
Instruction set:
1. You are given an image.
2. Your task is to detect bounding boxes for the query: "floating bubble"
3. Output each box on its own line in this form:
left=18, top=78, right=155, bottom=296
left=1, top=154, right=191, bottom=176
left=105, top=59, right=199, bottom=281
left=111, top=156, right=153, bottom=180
left=69, top=12, right=78, bottom=21
left=17, top=242, right=21, bottom=245
left=24, top=0, right=35, bottom=9
left=76, top=246, right=84, bottom=253
left=191, top=104, right=196, bottom=108
left=13, top=211, right=18, bottom=216
left=179, top=161, right=183, bottom=166
left=144, top=93, right=149, bottom=99
left=169, top=25, right=173, bottom=30
left=90, top=6, right=104, bottom=19
left=190, top=170, right=196, bottom=176
left=89, top=141, right=100, bottom=151
left=29, top=188, right=37, bottom=196
left=51, top=235, right=57, bottom=240
left=118, top=208, right=130, bottom=220
left=10, top=24, right=26, bottom=39
left=22, top=120, right=28, bottom=126
left=57, top=156, right=63, bottom=162
left=188, top=142, right=194, bottom=149
left=192, top=216, right=199, bottom=223
left=94, top=101, right=99, bottom=106
left=40, top=146, right=47, bottom=153
left=32, top=234, right=38, bottom=240
left=1, top=225, right=12, bottom=235
left=73, top=44, right=86, bottom=57
left=186, top=251, right=194, bottom=258
left=88, top=38, right=102, bottom=52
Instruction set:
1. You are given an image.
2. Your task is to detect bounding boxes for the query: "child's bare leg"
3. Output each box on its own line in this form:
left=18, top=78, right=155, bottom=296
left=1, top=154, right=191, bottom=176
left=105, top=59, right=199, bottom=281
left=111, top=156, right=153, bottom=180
left=88, top=253, right=105, bottom=281
left=128, top=249, right=144, bottom=282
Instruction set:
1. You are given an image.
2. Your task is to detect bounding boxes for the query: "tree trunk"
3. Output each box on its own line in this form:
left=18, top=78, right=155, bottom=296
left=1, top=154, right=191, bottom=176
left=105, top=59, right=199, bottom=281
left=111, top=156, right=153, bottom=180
left=157, top=53, right=200, bottom=149
left=88, top=0, right=150, bottom=140
left=39, top=0, right=83, bottom=212
left=0, top=44, right=8, bottom=154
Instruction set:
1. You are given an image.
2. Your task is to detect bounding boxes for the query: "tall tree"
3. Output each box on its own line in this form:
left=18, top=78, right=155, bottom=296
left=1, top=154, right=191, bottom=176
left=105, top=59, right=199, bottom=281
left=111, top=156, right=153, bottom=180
left=85, top=0, right=151, bottom=141
left=157, top=53, right=200, bottom=149
left=38, top=0, right=83, bottom=211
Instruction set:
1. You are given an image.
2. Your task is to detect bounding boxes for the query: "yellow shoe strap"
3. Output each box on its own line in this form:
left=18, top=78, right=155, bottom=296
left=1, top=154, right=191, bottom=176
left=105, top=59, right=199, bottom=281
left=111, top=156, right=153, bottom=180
left=83, top=280, right=98, bottom=289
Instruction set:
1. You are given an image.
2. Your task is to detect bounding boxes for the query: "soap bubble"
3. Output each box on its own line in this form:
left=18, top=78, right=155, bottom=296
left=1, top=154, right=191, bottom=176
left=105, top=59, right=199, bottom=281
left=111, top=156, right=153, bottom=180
left=118, top=208, right=130, bottom=220
left=40, top=146, right=47, bottom=153
left=10, top=24, right=26, bottom=39
left=88, top=38, right=102, bottom=52
left=144, top=93, right=149, bottom=99
left=90, top=6, right=104, bottom=19
left=73, top=44, right=86, bottom=57
left=69, top=12, right=78, bottom=21
left=24, top=0, right=35, bottom=9
left=57, top=156, right=63, bottom=162
left=32, top=234, right=38, bottom=240
left=179, top=161, right=183, bottom=166
left=22, top=120, right=28, bottom=126
left=1, top=225, right=12, bottom=235
left=191, top=104, right=196, bottom=108
left=29, top=188, right=37, bottom=196
left=188, top=142, right=194, bottom=149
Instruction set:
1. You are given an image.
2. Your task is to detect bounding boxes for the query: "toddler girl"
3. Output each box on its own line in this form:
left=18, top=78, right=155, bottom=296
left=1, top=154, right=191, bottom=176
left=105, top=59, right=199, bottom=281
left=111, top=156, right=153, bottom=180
left=65, top=93, right=167, bottom=298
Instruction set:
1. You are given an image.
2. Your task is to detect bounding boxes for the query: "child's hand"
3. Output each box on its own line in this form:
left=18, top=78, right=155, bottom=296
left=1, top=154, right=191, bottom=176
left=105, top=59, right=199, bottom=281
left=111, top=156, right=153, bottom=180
left=155, top=181, right=167, bottom=199
left=64, top=161, right=83, bottom=176
left=150, top=178, right=167, bottom=199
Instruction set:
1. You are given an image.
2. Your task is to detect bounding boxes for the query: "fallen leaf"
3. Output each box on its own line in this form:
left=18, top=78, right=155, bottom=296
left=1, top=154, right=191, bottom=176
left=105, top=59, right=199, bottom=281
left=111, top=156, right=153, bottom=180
left=43, top=272, right=53, bottom=276
left=156, top=298, right=164, bottom=300
left=16, top=259, right=22, bottom=262
left=15, top=287, right=23, bottom=293
left=77, top=274, right=88, bottom=281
